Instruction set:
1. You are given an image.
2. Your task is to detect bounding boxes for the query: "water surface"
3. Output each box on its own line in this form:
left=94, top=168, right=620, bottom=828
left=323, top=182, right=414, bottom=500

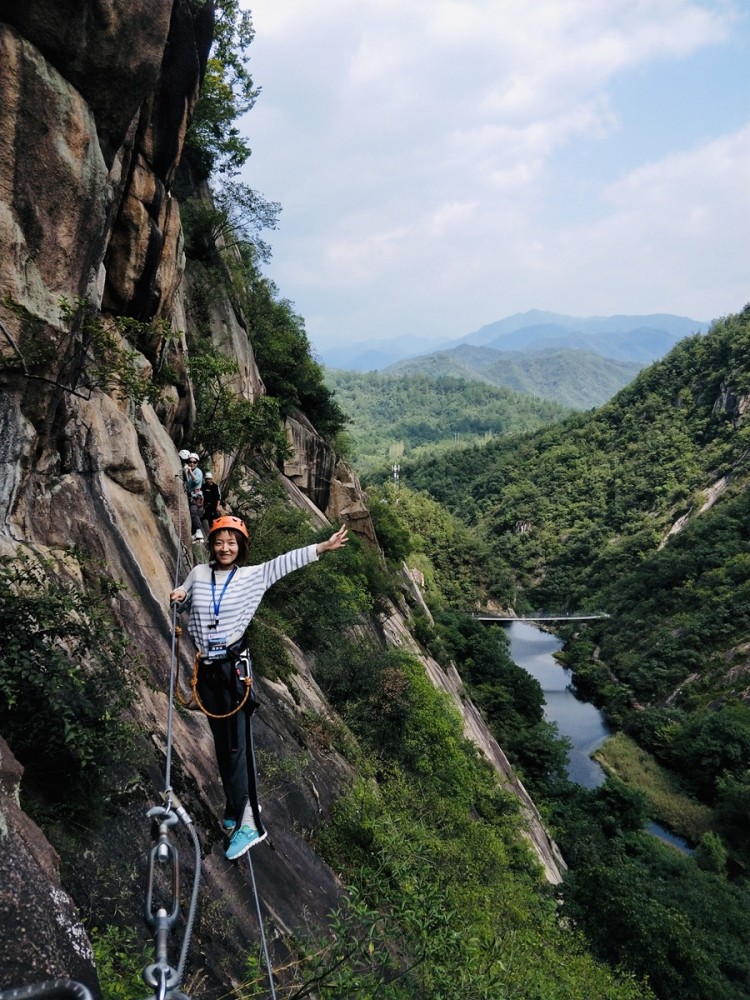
left=503, top=620, right=692, bottom=851
left=506, top=621, right=609, bottom=788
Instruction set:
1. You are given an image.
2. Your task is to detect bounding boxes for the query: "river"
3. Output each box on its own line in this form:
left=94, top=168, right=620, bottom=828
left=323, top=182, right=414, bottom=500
left=505, top=621, right=608, bottom=788
left=504, top=620, right=692, bottom=852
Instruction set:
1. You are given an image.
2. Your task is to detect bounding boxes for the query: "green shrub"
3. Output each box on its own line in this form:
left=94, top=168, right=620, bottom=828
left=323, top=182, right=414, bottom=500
left=187, top=337, right=289, bottom=461
left=2, top=296, right=163, bottom=405
left=0, top=556, right=136, bottom=822
left=90, top=925, right=147, bottom=1000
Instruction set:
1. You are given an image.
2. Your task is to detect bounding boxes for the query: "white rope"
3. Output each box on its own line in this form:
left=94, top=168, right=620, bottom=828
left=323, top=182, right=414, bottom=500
left=164, top=474, right=185, bottom=801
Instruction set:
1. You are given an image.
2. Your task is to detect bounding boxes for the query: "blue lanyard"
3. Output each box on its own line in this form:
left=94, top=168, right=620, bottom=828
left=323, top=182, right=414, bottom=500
left=210, top=567, right=236, bottom=626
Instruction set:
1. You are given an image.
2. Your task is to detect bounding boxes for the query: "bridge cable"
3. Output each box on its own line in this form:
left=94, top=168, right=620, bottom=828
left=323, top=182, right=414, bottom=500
left=244, top=719, right=278, bottom=1000
left=0, top=980, right=95, bottom=1000
left=139, top=476, right=202, bottom=998
left=164, top=476, right=187, bottom=803
left=0, top=480, right=200, bottom=1000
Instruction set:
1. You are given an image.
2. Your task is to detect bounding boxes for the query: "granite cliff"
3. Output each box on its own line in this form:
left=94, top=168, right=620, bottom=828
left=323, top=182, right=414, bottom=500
left=0, top=3, right=564, bottom=996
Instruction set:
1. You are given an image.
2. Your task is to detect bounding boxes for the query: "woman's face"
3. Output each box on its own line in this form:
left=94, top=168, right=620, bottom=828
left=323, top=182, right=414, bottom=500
left=212, top=530, right=239, bottom=567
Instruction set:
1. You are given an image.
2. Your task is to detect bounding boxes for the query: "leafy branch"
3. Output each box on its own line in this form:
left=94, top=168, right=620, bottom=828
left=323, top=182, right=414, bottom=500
left=1, top=295, right=167, bottom=405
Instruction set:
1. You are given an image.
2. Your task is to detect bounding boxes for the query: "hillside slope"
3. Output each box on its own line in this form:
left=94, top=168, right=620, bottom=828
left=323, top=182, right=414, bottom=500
left=404, top=306, right=750, bottom=793
left=325, top=369, right=570, bottom=472
left=385, top=344, right=643, bottom=409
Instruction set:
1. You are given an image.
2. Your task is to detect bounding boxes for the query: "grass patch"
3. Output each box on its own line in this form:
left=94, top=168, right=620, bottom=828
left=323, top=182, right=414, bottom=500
left=594, top=731, right=712, bottom=844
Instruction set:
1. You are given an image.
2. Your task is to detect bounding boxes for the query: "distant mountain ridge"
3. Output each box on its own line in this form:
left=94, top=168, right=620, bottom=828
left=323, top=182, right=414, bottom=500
left=319, top=310, right=710, bottom=371
left=384, top=345, right=644, bottom=410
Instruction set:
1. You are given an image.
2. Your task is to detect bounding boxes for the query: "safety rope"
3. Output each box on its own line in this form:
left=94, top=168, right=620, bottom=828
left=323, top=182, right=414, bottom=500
left=163, top=478, right=186, bottom=803
left=137, top=475, right=202, bottom=999
left=243, top=715, right=278, bottom=999
left=246, top=852, right=278, bottom=1000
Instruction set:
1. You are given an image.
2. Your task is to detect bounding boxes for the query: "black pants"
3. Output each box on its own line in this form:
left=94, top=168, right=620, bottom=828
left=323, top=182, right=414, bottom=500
left=196, top=657, right=265, bottom=833
left=189, top=498, right=203, bottom=534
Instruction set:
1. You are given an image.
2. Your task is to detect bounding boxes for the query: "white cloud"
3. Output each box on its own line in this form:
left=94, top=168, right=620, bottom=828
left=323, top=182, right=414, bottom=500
left=513, top=123, right=750, bottom=318
left=240, top=0, right=748, bottom=344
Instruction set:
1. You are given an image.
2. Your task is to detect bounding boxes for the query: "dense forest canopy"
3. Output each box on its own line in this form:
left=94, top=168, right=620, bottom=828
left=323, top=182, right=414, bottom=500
left=324, top=369, right=570, bottom=473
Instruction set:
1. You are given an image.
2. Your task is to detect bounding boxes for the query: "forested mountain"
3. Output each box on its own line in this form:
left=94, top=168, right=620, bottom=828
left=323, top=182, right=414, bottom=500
left=383, top=343, right=643, bottom=409
left=324, top=370, right=570, bottom=472
left=458, top=309, right=709, bottom=357
left=318, top=309, right=708, bottom=370
left=389, top=306, right=750, bottom=820
left=361, top=306, right=750, bottom=999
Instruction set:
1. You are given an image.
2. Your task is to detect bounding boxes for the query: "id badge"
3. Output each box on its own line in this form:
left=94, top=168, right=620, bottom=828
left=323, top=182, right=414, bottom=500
left=207, top=634, right=228, bottom=660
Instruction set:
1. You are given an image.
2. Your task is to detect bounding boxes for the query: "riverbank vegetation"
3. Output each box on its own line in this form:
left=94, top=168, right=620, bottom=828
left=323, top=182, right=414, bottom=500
left=594, top=732, right=712, bottom=843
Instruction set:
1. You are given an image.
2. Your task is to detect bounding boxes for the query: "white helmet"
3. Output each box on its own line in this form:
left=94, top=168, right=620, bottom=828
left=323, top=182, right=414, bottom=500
left=178, top=449, right=190, bottom=460
left=204, top=471, right=214, bottom=479
left=188, top=452, right=200, bottom=461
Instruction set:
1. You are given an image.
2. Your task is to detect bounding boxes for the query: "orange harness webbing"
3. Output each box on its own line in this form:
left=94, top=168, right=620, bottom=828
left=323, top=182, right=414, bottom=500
left=174, top=625, right=253, bottom=719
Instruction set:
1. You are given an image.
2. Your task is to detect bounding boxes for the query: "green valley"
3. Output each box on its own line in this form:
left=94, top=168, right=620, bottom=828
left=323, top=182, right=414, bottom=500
left=325, top=369, right=571, bottom=474
left=345, top=304, right=750, bottom=1000
left=385, top=343, right=644, bottom=409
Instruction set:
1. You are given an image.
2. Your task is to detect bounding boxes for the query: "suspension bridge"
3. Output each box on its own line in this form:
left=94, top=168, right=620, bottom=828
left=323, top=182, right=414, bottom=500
left=473, top=611, right=610, bottom=622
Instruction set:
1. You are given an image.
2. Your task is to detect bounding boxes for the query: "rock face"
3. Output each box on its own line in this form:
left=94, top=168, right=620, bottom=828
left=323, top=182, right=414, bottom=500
left=0, top=4, right=564, bottom=994
left=0, top=738, right=98, bottom=992
left=712, top=381, right=750, bottom=425
left=284, top=412, right=378, bottom=545
left=0, top=24, right=111, bottom=320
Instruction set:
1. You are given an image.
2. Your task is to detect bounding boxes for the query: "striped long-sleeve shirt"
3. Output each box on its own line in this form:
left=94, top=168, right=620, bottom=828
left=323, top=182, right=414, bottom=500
left=178, top=544, right=319, bottom=656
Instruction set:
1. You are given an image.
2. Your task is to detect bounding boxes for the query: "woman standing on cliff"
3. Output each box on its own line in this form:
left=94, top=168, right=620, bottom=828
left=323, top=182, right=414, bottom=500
left=170, top=514, right=348, bottom=860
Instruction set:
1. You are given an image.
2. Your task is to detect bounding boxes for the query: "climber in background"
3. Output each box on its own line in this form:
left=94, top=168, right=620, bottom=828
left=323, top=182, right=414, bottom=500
left=183, top=451, right=203, bottom=494
left=202, top=471, right=223, bottom=526
left=183, top=451, right=204, bottom=541
left=169, top=515, right=349, bottom=861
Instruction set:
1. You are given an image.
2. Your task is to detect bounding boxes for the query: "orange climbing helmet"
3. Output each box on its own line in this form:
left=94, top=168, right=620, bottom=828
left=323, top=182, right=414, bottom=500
left=208, top=515, right=249, bottom=541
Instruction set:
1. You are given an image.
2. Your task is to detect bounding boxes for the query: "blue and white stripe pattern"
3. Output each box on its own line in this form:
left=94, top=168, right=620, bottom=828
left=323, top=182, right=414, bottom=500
left=179, top=544, right=319, bottom=655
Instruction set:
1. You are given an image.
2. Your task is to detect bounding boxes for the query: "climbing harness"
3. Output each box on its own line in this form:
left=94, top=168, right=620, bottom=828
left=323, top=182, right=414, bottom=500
left=176, top=647, right=254, bottom=719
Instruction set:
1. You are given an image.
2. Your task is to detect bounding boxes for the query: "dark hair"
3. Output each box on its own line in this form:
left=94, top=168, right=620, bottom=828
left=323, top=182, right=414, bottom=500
left=208, top=528, right=248, bottom=566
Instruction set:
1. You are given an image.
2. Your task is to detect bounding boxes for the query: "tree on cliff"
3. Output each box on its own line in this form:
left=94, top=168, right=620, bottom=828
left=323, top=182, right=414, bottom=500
left=185, top=0, right=258, bottom=180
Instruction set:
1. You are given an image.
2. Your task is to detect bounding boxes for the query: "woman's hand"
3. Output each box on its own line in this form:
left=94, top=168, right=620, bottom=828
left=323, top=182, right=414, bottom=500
left=317, top=525, right=348, bottom=555
left=170, top=587, right=187, bottom=604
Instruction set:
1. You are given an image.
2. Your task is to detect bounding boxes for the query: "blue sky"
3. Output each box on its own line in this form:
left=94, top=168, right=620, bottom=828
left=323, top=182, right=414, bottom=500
left=238, top=0, right=750, bottom=351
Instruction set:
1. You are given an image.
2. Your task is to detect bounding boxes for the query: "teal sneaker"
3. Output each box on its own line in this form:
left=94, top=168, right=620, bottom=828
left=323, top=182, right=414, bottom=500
left=225, top=824, right=267, bottom=860
left=221, top=817, right=237, bottom=834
